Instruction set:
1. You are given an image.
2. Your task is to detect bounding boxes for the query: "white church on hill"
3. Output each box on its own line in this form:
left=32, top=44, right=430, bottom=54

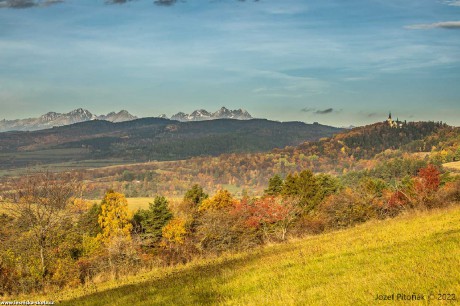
left=387, top=112, right=403, bottom=128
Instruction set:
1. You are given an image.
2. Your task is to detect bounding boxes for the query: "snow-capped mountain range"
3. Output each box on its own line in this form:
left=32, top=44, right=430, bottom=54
left=170, top=107, right=252, bottom=122
left=0, top=109, right=137, bottom=132
left=0, top=107, right=253, bottom=132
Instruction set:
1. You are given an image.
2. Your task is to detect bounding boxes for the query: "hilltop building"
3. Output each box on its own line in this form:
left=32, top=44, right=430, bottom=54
left=387, top=112, right=403, bottom=128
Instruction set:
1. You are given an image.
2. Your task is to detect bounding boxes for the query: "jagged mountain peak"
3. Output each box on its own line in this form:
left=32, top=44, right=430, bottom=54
left=99, top=110, right=137, bottom=122
left=40, top=112, right=61, bottom=121
left=0, top=109, right=137, bottom=132
left=172, top=107, right=252, bottom=122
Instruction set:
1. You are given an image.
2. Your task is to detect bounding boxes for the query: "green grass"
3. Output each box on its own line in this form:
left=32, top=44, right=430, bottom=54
left=36, top=205, right=460, bottom=305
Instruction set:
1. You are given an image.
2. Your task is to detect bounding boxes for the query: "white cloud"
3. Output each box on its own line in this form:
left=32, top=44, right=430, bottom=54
left=263, top=5, right=307, bottom=15
left=443, top=0, right=460, bottom=7
left=405, top=21, right=460, bottom=29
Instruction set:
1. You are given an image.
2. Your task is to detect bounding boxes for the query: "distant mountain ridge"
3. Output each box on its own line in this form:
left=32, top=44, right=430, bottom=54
left=0, top=118, right=342, bottom=170
left=0, top=108, right=137, bottom=132
left=170, top=107, right=252, bottom=121
left=0, top=107, right=253, bottom=132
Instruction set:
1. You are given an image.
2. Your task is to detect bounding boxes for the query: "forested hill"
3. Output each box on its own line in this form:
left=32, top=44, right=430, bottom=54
left=0, top=118, right=341, bottom=169
left=292, top=121, right=450, bottom=160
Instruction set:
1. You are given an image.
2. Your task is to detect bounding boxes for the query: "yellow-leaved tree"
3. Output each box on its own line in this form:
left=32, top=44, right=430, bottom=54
left=97, top=190, right=133, bottom=244
left=162, top=218, right=187, bottom=245
left=97, top=190, right=137, bottom=279
left=161, top=217, right=190, bottom=264
left=198, top=189, right=235, bottom=211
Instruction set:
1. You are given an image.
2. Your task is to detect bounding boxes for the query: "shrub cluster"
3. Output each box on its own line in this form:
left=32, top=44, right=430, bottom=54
left=0, top=164, right=458, bottom=297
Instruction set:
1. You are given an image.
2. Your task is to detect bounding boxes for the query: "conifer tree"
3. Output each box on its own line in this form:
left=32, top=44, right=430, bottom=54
left=264, top=174, right=283, bottom=196
left=183, top=184, right=208, bottom=206
left=134, top=196, right=173, bottom=246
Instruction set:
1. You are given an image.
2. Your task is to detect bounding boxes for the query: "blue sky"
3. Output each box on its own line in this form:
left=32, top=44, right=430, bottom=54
left=0, top=0, right=459, bottom=126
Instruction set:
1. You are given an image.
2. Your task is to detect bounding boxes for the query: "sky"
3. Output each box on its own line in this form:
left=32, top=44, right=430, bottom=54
left=0, top=0, right=459, bottom=127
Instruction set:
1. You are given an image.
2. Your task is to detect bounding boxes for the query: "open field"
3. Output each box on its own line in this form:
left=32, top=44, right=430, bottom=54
left=126, top=197, right=154, bottom=211
left=125, top=197, right=184, bottom=211
left=86, top=197, right=153, bottom=211
left=2, top=198, right=177, bottom=214
left=30, top=205, right=460, bottom=305
left=0, top=157, right=133, bottom=178
left=444, top=161, right=460, bottom=172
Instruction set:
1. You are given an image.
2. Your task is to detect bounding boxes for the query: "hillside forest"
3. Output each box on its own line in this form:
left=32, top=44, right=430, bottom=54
left=0, top=119, right=459, bottom=297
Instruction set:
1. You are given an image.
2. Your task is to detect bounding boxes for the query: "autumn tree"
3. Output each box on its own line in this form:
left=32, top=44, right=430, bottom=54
left=198, top=189, right=235, bottom=211
left=194, top=197, right=262, bottom=255
left=413, top=164, right=441, bottom=207
left=97, top=190, right=133, bottom=244
left=97, top=190, right=137, bottom=279
left=319, top=187, right=377, bottom=229
left=160, top=217, right=193, bottom=264
left=417, top=164, right=440, bottom=192
left=244, top=196, right=300, bottom=241
left=6, top=172, right=81, bottom=282
left=162, top=218, right=187, bottom=245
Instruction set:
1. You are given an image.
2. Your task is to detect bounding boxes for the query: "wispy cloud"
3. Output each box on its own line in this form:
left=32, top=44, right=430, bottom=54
left=405, top=21, right=460, bottom=30
left=249, top=70, right=329, bottom=98
left=301, top=107, right=315, bottom=113
left=364, top=112, right=380, bottom=118
left=263, top=5, right=307, bottom=15
left=154, top=0, right=177, bottom=6
left=2, top=0, right=260, bottom=8
left=443, top=0, right=460, bottom=7
left=315, top=108, right=334, bottom=115
left=300, top=107, right=341, bottom=115
left=105, top=0, right=132, bottom=4
left=0, top=0, right=63, bottom=9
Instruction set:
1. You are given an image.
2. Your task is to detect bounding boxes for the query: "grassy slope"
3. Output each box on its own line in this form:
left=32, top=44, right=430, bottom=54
left=51, top=206, right=460, bottom=305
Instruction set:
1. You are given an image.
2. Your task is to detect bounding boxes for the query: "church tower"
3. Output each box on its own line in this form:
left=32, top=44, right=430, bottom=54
left=387, top=112, right=397, bottom=128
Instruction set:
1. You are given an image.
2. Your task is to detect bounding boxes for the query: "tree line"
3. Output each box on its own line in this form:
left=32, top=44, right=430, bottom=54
left=1, top=163, right=459, bottom=296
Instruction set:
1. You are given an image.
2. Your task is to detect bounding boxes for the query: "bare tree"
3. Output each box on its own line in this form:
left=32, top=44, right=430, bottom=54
left=5, top=171, right=81, bottom=280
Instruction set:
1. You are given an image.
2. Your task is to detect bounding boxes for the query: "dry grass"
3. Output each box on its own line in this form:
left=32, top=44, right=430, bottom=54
left=443, top=161, right=460, bottom=172
left=22, top=205, right=460, bottom=306
left=126, top=197, right=154, bottom=211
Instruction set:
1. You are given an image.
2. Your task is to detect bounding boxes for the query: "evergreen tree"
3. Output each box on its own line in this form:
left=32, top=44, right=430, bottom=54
left=296, top=170, right=320, bottom=211
left=134, top=196, right=173, bottom=247
left=77, top=203, right=102, bottom=237
left=281, top=173, right=299, bottom=196
left=264, top=174, right=283, bottom=196
left=316, top=173, right=340, bottom=201
left=281, top=170, right=321, bottom=212
left=184, top=184, right=208, bottom=206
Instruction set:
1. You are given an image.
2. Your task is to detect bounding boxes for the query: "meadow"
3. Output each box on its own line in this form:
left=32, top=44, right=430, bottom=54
left=37, top=205, right=460, bottom=306
left=444, top=161, right=460, bottom=172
